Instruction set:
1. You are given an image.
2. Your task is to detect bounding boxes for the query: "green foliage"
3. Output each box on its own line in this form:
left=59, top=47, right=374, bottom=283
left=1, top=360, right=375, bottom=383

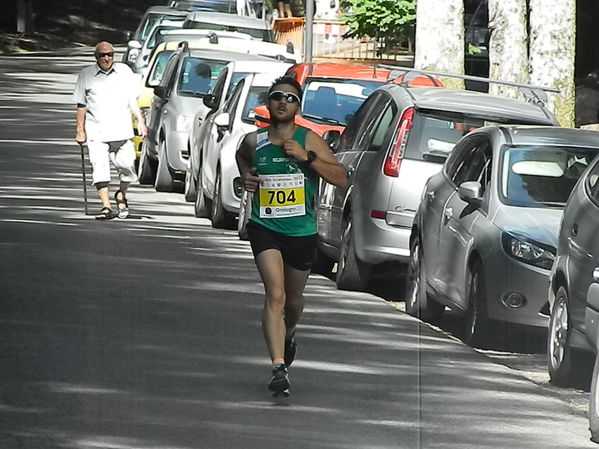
left=341, top=0, right=416, bottom=40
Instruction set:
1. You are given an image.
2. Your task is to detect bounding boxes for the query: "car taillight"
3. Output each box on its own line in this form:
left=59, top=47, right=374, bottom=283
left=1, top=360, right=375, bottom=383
left=384, top=107, right=414, bottom=177
left=370, top=210, right=387, bottom=219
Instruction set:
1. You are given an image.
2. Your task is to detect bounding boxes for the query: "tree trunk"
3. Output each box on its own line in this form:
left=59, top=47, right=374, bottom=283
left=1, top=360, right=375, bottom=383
left=16, top=0, right=34, bottom=34
left=529, top=0, right=576, bottom=126
left=414, top=0, right=464, bottom=89
left=487, top=0, right=528, bottom=99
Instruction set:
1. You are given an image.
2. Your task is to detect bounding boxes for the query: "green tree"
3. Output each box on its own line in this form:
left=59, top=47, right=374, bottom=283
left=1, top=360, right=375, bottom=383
left=341, top=0, right=416, bottom=43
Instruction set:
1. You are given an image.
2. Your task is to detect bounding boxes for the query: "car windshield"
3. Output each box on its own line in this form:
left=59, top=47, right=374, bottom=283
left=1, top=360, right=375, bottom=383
left=301, top=79, right=384, bottom=126
left=242, top=86, right=268, bottom=123
left=140, top=14, right=184, bottom=42
left=179, top=57, right=227, bottom=96
left=146, top=25, right=181, bottom=50
left=500, top=145, right=598, bottom=207
left=184, top=21, right=274, bottom=42
left=147, top=50, right=174, bottom=86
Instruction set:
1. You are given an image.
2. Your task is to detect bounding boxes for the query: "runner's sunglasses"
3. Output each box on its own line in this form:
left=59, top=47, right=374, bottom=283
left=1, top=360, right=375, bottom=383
left=268, top=91, right=301, bottom=104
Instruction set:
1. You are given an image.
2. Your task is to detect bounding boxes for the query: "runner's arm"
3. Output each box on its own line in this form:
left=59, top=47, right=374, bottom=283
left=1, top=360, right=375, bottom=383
left=236, top=132, right=260, bottom=193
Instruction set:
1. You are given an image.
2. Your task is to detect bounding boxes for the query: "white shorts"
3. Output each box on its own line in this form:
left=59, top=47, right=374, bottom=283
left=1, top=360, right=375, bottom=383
left=87, top=140, right=138, bottom=185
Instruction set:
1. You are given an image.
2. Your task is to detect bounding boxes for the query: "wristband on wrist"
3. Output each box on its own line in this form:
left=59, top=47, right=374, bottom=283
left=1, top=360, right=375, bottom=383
left=306, top=150, right=317, bottom=165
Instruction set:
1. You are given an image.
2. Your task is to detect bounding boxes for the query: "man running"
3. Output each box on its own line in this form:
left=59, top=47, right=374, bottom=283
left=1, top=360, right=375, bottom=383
left=236, top=75, right=348, bottom=395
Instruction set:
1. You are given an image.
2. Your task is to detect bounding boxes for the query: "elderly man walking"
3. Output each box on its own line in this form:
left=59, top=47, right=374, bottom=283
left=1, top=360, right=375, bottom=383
left=73, top=41, right=147, bottom=219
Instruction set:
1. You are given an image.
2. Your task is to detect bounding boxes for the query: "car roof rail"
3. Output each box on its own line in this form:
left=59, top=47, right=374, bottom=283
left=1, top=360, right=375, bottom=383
left=177, top=40, right=189, bottom=52
left=208, top=32, right=219, bottom=44
left=378, top=64, right=559, bottom=108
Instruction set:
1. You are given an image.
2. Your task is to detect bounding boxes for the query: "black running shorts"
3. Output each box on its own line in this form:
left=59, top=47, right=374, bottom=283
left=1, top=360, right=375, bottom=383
left=246, top=221, right=317, bottom=271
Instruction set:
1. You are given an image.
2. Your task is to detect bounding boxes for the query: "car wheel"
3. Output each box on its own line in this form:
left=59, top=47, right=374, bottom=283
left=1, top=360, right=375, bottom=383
left=405, top=234, right=444, bottom=323
left=210, top=169, right=236, bottom=229
left=137, top=141, right=156, bottom=185
left=590, top=355, right=599, bottom=442
left=336, top=219, right=370, bottom=291
left=155, top=139, right=174, bottom=192
left=184, top=166, right=197, bottom=202
left=547, top=286, right=589, bottom=386
left=463, top=260, right=490, bottom=347
left=237, top=190, right=251, bottom=240
left=194, top=168, right=211, bottom=218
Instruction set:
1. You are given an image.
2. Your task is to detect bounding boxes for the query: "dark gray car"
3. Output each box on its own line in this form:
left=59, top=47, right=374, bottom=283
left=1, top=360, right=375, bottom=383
left=410, top=126, right=599, bottom=346
left=316, top=81, right=557, bottom=291
left=548, top=152, right=599, bottom=385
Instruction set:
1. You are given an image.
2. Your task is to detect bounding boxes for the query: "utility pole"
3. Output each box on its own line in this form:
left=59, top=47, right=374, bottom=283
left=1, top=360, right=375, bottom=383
left=304, top=0, right=315, bottom=63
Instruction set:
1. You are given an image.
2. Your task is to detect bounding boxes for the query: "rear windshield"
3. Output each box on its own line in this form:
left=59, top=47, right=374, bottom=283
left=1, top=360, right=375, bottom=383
left=183, top=21, right=274, bottom=42
left=405, top=112, right=487, bottom=161
left=301, top=79, right=385, bottom=126
left=242, top=86, right=268, bottom=123
left=178, top=57, right=227, bottom=96
left=500, top=145, right=598, bottom=208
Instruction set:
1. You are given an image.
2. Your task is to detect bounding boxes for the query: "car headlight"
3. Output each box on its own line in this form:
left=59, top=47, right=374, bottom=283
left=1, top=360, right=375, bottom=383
left=501, top=232, right=555, bottom=270
left=176, top=115, right=193, bottom=133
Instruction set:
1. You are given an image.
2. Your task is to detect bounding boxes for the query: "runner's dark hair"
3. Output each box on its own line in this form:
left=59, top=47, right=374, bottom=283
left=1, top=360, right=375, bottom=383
left=269, top=75, right=303, bottom=101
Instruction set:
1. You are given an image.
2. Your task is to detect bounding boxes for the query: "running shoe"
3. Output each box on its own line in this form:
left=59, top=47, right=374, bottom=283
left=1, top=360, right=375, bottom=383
left=268, top=363, right=290, bottom=395
left=284, top=334, right=297, bottom=367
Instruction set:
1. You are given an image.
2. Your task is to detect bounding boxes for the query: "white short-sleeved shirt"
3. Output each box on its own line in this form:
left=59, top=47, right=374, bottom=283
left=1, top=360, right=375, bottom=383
left=73, top=62, right=141, bottom=142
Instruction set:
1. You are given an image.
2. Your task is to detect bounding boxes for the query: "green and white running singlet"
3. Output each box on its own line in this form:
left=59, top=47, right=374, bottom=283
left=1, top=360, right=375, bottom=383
left=249, top=126, right=319, bottom=237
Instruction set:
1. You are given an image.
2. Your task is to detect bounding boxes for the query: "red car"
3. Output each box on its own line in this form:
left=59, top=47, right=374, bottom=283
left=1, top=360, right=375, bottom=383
left=255, top=62, right=442, bottom=136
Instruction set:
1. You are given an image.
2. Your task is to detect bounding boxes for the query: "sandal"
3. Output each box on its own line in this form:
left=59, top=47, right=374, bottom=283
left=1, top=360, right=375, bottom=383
left=114, top=190, right=129, bottom=219
left=95, top=207, right=115, bottom=220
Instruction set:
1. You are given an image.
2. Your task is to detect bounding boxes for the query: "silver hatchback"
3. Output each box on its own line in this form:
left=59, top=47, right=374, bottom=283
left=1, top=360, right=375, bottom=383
left=410, top=126, right=599, bottom=346
left=316, top=83, right=557, bottom=291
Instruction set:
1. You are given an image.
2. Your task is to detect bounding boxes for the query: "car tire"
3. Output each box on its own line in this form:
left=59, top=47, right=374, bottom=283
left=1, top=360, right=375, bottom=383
left=184, top=167, right=198, bottom=202
left=194, top=168, right=211, bottom=218
left=336, top=219, right=370, bottom=291
left=155, top=139, right=174, bottom=192
left=547, top=286, right=589, bottom=387
left=137, top=141, right=156, bottom=185
left=237, top=190, right=251, bottom=240
left=590, top=355, right=599, bottom=442
left=210, top=169, right=236, bottom=229
left=405, top=234, right=444, bottom=323
left=463, top=260, right=491, bottom=347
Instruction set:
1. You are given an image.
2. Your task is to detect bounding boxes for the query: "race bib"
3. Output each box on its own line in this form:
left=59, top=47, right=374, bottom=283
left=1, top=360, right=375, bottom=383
left=259, top=173, right=305, bottom=218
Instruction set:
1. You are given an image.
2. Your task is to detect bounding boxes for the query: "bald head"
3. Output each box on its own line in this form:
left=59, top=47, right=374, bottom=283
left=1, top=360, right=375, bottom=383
left=94, top=41, right=115, bottom=72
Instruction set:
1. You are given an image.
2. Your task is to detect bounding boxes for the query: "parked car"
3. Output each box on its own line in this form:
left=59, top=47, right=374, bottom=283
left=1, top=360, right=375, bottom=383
left=186, top=59, right=291, bottom=205
left=132, top=19, right=185, bottom=74
left=548, top=152, right=599, bottom=387
left=123, top=6, right=189, bottom=67
left=182, top=11, right=275, bottom=42
left=195, top=72, right=284, bottom=228
left=316, top=80, right=558, bottom=291
left=254, top=63, right=442, bottom=137
left=141, top=43, right=273, bottom=191
left=169, top=0, right=238, bottom=13
left=409, top=126, right=599, bottom=346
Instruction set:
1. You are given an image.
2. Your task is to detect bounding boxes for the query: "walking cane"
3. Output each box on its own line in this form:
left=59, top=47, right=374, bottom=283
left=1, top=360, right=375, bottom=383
left=78, top=142, right=89, bottom=215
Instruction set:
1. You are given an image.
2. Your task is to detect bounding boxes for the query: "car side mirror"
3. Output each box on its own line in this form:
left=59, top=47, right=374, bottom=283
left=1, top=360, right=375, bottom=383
left=323, top=130, right=342, bottom=153
left=128, top=40, right=142, bottom=50
left=214, top=112, right=230, bottom=128
left=153, top=85, right=168, bottom=99
left=203, top=94, right=218, bottom=110
left=458, top=181, right=482, bottom=206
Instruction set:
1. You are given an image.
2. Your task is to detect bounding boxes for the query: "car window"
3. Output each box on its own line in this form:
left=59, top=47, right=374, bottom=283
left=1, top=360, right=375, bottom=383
left=355, top=96, right=392, bottom=153
left=159, top=54, right=180, bottom=92
left=211, top=67, right=229, bottom=99
left=338, top=92, right=381, bottom=152
left=147, top=50, right=174, bottom=86
left=406, top=112, right=487, bottom=162
left=242, top=86, right=268, bottom=124
left=585, top=157, right=599, bottom=205
left=178, top=57, right=227, bottom=96
left=224, top=80, right=244, bottom=127
left=228, top=72, right=251, bottom=98
left=445, top=135, right=484, bottom=186
left=146, top=25, right=180, bottom=50
left=367, top=100, right=399, bottom=152
left=301, top=79, right=384, bottom=126
left=500, top=145, right=598, bottom=208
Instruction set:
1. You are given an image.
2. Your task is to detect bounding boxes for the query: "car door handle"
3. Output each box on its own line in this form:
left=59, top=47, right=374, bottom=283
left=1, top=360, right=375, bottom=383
left=348, top=167, right=355, bottom=176
left=426, top=191, right=435, bottom=200
left=571, top=223, right=578, bottom=237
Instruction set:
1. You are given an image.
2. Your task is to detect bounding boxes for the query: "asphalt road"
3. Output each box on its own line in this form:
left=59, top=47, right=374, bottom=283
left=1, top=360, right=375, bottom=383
left=0, top=48, right=596, bottom=449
